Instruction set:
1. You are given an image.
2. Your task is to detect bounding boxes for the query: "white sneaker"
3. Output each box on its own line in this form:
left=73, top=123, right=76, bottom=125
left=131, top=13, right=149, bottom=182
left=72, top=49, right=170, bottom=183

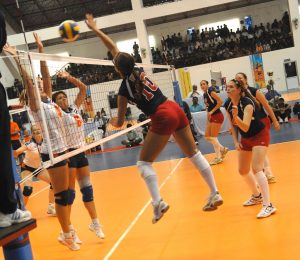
left=58, top=233, right=80, bottom=251
left=47, top=203, right=56, bottom=216
left=284, top=117, right=289, bottom=123
left=152, top=199, right=170, bottom=224
left=243, top=193, right=263, bottom=206
left=257, top=204, right=277, bottom=218
left=58, top=229, right=82, bottom=244
left=279, top=118, right=283, bottom=124
left=89, top=223, right=105, bottom=239
left=203, top=192, right=223, bottom=211
left=0, top=209, right=32, bottom=227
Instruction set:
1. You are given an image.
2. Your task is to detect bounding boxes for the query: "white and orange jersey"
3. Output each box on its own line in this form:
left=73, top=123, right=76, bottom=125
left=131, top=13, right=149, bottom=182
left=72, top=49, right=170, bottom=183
left=23, top=140, right=41, bottom=169
left=62, top=104, right=85, bottom=149
left=31, top=100, right=68, bottom=154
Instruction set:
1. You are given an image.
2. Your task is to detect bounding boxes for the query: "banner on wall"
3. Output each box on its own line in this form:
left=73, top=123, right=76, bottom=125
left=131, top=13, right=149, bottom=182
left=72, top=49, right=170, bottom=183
left=178, top=68, right=192, bottom=98
left=249, top=54, right=266, bottom=88
left=83, top=85, right=95, bottom=118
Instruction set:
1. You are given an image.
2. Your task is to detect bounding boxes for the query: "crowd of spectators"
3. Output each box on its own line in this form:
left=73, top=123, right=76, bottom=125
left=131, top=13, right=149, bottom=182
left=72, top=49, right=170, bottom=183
left=153, top=11, right=293, bottom=67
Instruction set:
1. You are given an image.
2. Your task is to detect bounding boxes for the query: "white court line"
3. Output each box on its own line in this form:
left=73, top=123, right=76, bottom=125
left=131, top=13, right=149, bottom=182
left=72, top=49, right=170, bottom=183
left=30, top=185, right=51, bottom=199
left=103, top=158, right=184, bottom=260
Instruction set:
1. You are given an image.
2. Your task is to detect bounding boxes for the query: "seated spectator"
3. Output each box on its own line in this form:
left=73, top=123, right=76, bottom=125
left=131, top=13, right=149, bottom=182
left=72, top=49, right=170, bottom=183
left=137, top=113, right=150, bottom=140
left=265, top=84, right=281, bottom=101
left=292, top=101, right=300, bottom=119
left=190, top=96, right=204, bottom=113
left=210, top=79, right=220, bottom=93
left=94, top=111, right=109, bottom=137
left=273, top=97, right=292, bottom=123
left=121, top=124, right=142, bottom=148
left=187, top=84, right=201, bottom=98
left=125, top=107, right=133, bottom=121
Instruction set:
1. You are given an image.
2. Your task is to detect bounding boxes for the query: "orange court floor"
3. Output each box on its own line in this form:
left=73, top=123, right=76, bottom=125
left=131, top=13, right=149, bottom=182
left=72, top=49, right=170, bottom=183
left=1, top=140, right=300, bottom=260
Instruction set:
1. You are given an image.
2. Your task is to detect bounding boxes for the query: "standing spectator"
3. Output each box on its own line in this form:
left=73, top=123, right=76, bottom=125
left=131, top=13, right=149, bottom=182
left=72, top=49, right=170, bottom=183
left=210, top=79, right=220, bottom=93
left=187, top=84, right=201, bottom=98
left=10, top=117, right=22, bottom=150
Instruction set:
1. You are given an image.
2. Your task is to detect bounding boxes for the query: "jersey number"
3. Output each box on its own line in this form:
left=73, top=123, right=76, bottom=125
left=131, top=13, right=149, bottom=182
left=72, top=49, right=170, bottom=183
left=140, top=72, right=158, bottom=101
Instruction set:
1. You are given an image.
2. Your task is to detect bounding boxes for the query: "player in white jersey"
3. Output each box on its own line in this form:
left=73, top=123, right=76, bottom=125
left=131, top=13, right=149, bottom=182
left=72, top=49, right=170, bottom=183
left=14, top=125, right=55, bottom=215
left=52, top=71, right=104, bottom=239
left=4, top=34, right=79, bottom=251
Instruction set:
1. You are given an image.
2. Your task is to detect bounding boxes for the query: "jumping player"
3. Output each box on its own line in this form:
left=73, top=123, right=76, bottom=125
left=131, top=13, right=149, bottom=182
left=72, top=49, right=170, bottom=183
left=85, top=13, right=223, bottom=224
left=200, top=80, right=229, bottom=165
left=224, top=79, right=276, bottom=218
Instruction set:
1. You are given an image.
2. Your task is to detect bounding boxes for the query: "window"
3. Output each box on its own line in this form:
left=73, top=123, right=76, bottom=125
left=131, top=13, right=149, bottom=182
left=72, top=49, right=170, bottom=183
left=116, top=35, right=155, bottom=54
left=199, top=18, right=240, bottom=32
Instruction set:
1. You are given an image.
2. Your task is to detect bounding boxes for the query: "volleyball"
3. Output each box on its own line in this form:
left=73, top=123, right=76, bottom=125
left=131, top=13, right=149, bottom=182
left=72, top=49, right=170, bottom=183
left=58, top=20, right=80, bottom=42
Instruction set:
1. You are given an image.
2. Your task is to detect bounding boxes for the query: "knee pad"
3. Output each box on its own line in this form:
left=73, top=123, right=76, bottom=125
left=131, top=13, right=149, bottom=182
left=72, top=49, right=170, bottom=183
left=190, top=151, right=210, bottom=171
left=67, top=189, right=76, bottom=205
left=23, top=186, right=33, bottom=197
left=137, top=161, right=156, bottom=179
left=54, top=190, right=69, bottom=206
left=80, top=185, right=94, bottom=202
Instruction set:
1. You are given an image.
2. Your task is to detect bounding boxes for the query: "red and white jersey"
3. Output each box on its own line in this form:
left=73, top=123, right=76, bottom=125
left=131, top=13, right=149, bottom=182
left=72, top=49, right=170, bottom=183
left=62, top=104, right=85, bottom=149
left=31, top=101, right=68, bottom=154
left=23, top=141, right=41, bottom=169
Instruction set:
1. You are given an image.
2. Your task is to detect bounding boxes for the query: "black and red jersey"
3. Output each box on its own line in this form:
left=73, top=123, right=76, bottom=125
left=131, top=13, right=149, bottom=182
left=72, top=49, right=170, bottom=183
left=224, top=97, right=265, bottom=138
left=247, top=86, right=267, bottom=118
left=203, top=87, right=221, bottom=115
left=118, top=69, right=167, bottom=116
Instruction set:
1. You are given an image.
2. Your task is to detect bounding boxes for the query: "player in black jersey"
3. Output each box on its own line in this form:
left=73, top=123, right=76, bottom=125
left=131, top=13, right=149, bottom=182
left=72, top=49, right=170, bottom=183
left=224, top=79, right=276, bottom=218
left=235, top=73, right=280, bottom=184
left=200, top=80, right=229, bottom=165
left=86, top=13, right=223, bottom=223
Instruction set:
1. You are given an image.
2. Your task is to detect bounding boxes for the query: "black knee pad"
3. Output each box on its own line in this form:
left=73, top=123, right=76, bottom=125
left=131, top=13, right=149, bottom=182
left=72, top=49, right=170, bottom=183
left=23, top=186, right=33, bottom=197
left=80, top=185, right=94, bottom=202
left=54, top=190, right=69, bottom=206
left=67, top=189, right=76, bottom=205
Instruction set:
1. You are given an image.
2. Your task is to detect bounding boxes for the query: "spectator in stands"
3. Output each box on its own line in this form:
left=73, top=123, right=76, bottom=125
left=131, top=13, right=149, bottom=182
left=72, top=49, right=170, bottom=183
left=121, top=124, right=142, bottom=147
left=265, top=84, right=281, bottom=101
left=137, top=113, right=150, bottom=140
left=273, top=97, right=292, bottom=123
left=10, top=117, right=22, bottom=151
left=190, top=96, right=203, bottom=113
left=187, top=84, right=201, bottom=98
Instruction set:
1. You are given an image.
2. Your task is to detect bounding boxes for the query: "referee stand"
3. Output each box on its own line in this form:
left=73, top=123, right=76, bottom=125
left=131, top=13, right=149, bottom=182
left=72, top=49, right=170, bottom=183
left=0, top=151, right=36, bottom=260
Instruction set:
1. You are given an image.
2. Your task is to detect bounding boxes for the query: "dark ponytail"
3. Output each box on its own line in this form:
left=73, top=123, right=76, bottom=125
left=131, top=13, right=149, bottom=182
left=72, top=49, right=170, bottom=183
left=231, top=79, right=261, bottom=111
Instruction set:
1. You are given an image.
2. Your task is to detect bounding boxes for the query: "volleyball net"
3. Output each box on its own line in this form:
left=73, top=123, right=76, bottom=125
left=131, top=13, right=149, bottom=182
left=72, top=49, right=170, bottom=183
left=9, top=51, right=175, bottom=168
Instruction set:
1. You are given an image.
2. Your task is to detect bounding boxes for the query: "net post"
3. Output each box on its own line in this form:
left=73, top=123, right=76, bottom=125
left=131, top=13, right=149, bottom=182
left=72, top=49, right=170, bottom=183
left=171, top=65, right=183, bottom=107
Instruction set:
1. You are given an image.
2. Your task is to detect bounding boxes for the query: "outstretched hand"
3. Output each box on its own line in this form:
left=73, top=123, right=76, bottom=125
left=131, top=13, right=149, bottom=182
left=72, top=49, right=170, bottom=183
left=3, top=43, right=17, bottom=56
left=57, top=70, right=70, bottom=79
left=85, top=13, right=97, bottom=31
left=33, top=32, right=43, bottom=51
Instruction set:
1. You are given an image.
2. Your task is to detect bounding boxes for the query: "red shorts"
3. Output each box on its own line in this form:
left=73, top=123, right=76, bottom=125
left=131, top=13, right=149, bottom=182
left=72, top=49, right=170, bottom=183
left=209, top=111, right=224, bottom=124
left=240, top=127, right=270, bottom=151
left=260, top=116, right=271, bottom=130
left=150, top=100, right=189, bottom=135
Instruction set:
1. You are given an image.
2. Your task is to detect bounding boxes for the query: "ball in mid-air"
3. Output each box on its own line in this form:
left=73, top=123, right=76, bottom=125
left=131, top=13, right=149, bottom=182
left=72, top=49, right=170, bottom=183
left=59, top=20, right=80, bottom=42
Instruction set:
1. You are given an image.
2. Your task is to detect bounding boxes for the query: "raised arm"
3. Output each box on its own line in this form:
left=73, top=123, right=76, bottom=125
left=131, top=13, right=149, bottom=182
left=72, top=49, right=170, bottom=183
left=33, top=32, right=52, bottom=98
left=57, top=71, right=87, bottom=108
left=85, top=13, right=119, bottom=57
left=3, top=44, right=39, bottom=112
